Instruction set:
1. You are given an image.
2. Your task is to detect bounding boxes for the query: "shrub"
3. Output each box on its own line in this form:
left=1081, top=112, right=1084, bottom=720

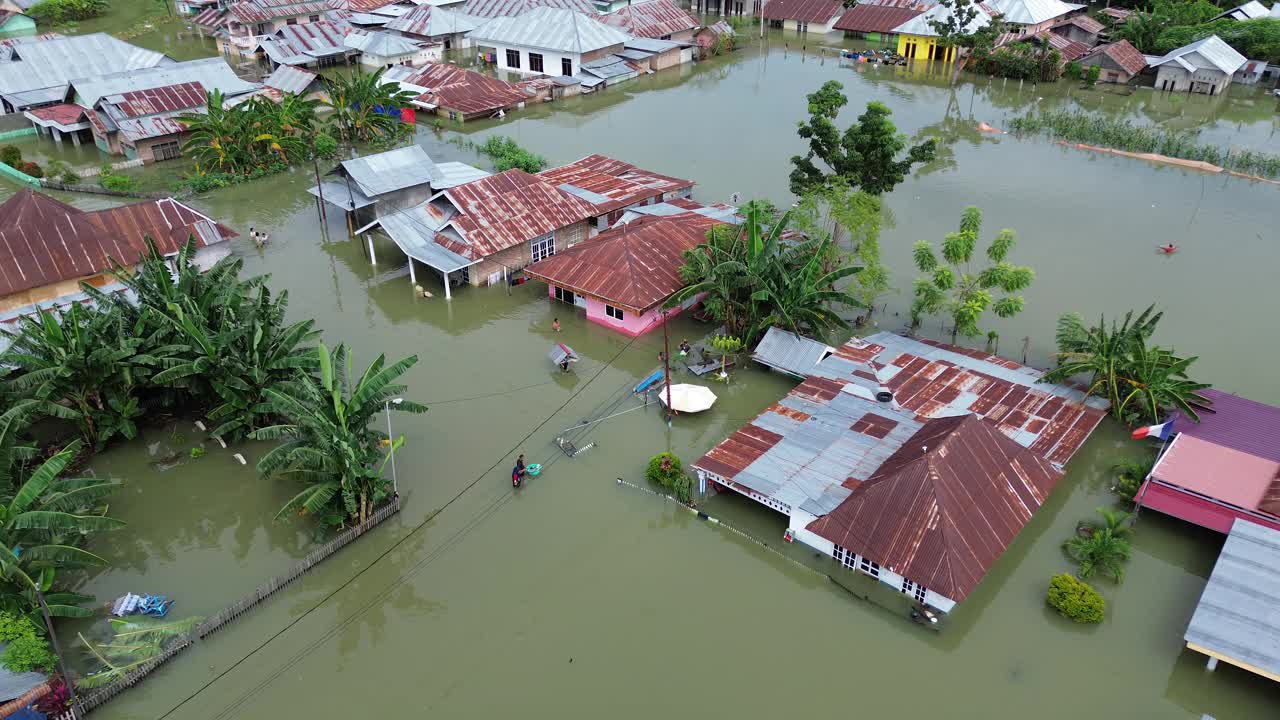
left=0, top=612, right=54, bottom=673
left=313, top=132, right=337, bottom=159
left=1063, top=61, right=1082, bottom=80
left=101, top=172, right=140, bottom=192
left=1086, top=64, right=1101, bottom=85
left=18, top=161, right=43, bottom=178
left=27, top=0, right=108, bottom=23
left=60, top=168, right=80, bottom=184
left=1046, top=573, right=1105, bottom=623
left=476, top=135, right=547, bottom=173
left=0, top=145, right=20, bottom=167
left=645, top=452, right=689, bottom=499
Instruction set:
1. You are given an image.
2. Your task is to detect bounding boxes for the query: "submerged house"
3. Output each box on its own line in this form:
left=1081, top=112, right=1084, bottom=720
left=600, top=0, right=699, bottom=42
left=343, top=29, right=441, bottom=68
left=199, top=0, right=344, bottom=55
left=537, top=153, right=694, bottom=233
left=253, top=16, right=360, bottom=68
left=761, top=0, right=844, bottom=33
left=1149, top=34, right=1247, bottom=95
left=470, top=6, right=631, bottom=78
left=523, top=205, right=730, bottom=335
left=460, top=0, right=598, bottom=20
left=385, top=63, right=533, bottom=121
left=893, top=2, right=993, bottom=62
left=987, top=0, right=1083, bottom=35
left=0, top=33, right=170, bottom=114
left=383, top=4, right=481, bottom=49
left=692, top=329, right=1107, bottom=613
left=1078, top=39, right=1147, bottom=84
left=310, top=144, right=489, bottom=219
left=834, top=1, right=927, bottom=44
left=1048, top=14, right=1103, bottom=46
left=0, top=190, right=235, bottom=324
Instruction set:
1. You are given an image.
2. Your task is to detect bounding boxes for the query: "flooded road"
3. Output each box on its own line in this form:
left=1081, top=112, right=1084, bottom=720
left=5, top=27, right=1278, bottom=720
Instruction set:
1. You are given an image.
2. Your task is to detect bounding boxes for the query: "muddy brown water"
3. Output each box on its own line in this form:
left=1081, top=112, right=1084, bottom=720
left=4, top=26, right=1278, bottom=720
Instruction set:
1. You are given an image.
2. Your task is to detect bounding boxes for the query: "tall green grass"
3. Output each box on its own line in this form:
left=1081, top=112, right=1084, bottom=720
left=1008, top=111, right=1280, bottom=179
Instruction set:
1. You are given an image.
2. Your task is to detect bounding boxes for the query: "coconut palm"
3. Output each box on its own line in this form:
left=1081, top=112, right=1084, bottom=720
left=1063, top=527, right=1131, bottom=583
left=251, top=344, right=426, bottom=525
left=1080, top=506, right=1135, bottom=539
left=321, top=68, right=418, bottom=150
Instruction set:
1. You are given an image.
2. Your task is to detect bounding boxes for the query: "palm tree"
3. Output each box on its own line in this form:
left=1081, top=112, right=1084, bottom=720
left=1063, top=527, right=1131, bottom=583
left=178, top=89, right=247, bottom=172
left=1080, top=506, right=1134, bottom=539
left=321, top=68, right=418, bottom=152
left=1116, top=343, right=1212, bottom=425
left=251, top=344, right=426, bottom=525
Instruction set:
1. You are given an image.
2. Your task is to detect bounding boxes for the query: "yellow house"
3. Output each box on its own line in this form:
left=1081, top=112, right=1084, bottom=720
left=891, top=3, right=994, bottom=63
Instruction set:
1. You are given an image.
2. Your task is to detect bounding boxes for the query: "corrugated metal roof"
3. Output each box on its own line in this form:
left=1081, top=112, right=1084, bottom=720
left=371, top=204, right=477, bottom=272
left=24, top=103, right=85, bottom=125
left=537, top=153, right=692, bottom=215
left=470, top=6, right=630, bottom=54
left=1184, top=520, right=1280, bottom=679
left=228, top=0, right=335, bottom=24
left=1149, top=34, right=1246, bottom=75
left=893, top=2, right=992, bottom=35
left=461, top=0, right=597, bottom=19
left=434, top=161, right=492, bottom=188
left=257, top=17, right=355, bottom=64
left=1171, top=388, right=1280, bottom=463
left=600, top=0, right=697, bottom=39
left=615, top=198, right=739, bottom=225
left=1150, top=434, right=1279, bottom=515
left=108, top=81, right=206, bottom=117
left=834, top=4, right=925, bottom=33
left=116, top=115, right=188, bottom=142
left=343, top=29, right=424, bottom=55
left=1212, top=0, right=1271, bottom=20
left=752, top=326, right=835, bottom=378
left=761, top=0, right=843, bottom=24
left=347, top=11, right=391, bottom=24
left=263, top=63, right=320, bottom=94
left=0, top=650, right=46, bottom=703
left=580, top=54, right=641, bottom=80
left=623, top=36, right=686, bottom=52
left=73, top=58, right=257, bottom=108
left=0, top=33, right=169, bottom=101
left=340, top=145, right=442, bottom=197
left=398, top=62, right=529, bottom=116
left=308, top=179, right=377, bottom=210
left=807, top=414, right=1064, bottom=602
left=1082, top=39, right=1147, bottom=75
left=384, top=4, right=480, bottom=37
left=436, top=169, right=597, bottom=258
left=523, top=213, right=726, bottom=314
left=0, top=191, right=235, bottom=298
left=1050, top=13, right=1103, bottom=33
left=192, top=7, right=227, bottom=27
left=987, top=0, right=1079, bottom=26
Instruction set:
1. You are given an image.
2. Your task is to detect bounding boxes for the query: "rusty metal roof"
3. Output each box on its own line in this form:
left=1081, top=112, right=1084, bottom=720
left=228, top=0, right=337, bottom=24
left=600, top=0, right=698, bottom=39
left=1082, top=39, right=1147, bottom=76
left=537, top=154, right=693, bottom=216
left=807, top=414, right=1064, bottom=602
left=257, top=17, right=354, bottom=64
left=435, top=170, right=596, bottom=259
left=400, top=62, right=528, bottom=116
left=523, top=213, right=725, bottom=314
left=193, top=7, right=227, bottom=27
left=1050, top=13, right=1103, bottom=33
left=383, top=4, right=480, bottom=38
left=107, top=81, right=206, bottom=117
left=0, top=191, right=235, bottom=298
left=115, top=115, right=187, bottom=142
left=834, top=4, right=924, bottom=33
left=461, top=0, right=597, bottom=19
left=761, top=0, right=843, bottom=24
left=25, top=103, right=85, bottom=125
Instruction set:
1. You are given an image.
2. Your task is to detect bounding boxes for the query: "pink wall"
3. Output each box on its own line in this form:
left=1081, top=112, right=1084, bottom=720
left=544, top=283, right=703, bottom=337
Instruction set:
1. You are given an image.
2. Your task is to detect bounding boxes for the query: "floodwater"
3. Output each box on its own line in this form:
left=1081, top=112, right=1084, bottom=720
left=5, top=25, right=1279, bottom=720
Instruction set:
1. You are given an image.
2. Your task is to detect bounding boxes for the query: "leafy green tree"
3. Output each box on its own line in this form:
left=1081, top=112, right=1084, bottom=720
left=789, top=82, right=936, bottom=196
left=252, top=344, right=426, bottom=525
left=1063, top=527, right=1131, bottom=582
left=795, top=185, right=892, bottom=322
left=910, top=206, right=1033, bottom=344
left=475, top=136, right=547, bottom=173
left=321, top=68, right=418, bottom=152
left=0, top=612, right=53, bottom=673
left=178, top=90, right=248, bottom=173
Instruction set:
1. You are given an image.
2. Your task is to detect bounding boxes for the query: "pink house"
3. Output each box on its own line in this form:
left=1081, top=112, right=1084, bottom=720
left=523, top=210, right=728, bottom=336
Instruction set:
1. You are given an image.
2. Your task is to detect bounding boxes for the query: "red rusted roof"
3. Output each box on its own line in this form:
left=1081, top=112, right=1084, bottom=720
left=538, top=154, right=693, bottom=216
left=192, top=7, right=227, bottom=28
left=461, top=0, right=596, bottom=19
left=26, top=103, right=85, bottom=126
left=1083, top=39, right=1147, bottom=76
left=761, top=0, right=843, bottom=24
left=0, top=190, right=236, bottom=298
left=1037, top=31, right=1089, bottom=61
left=438, top=170, right=596, bottom=258
left=229, top=0, right=335, bottom=24
left=1099, top=6, right=1130, bottom=21
left=110, top=82, right=207, bottom=118
left=600, top=0, right=698, bottom=39
left=404, top=63, right=527, bottom=116
left=834, top=4, right=924, bottom=33
left=807, top=414, right=1064, bottom=602
left=1051, top=14, right=1103, bottom=33
left=523, top=213, right=724, bottom=314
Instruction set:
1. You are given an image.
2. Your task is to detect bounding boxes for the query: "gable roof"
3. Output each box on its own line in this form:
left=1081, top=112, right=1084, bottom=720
left=807, top=414, right=1064, bottom=602
left=987, top=0, right=1082, bottom=25
left=600, top=0, right=698, bottom=39
left=1211, top=0, right=1271, bottom=20
left=104, top=81, right=206, bottom=118
left=256, top=17, right=355, bottom=65
left=397, top=62, right=529, bottom=115
left=437, top=169, right=597, bottom=258
left=1050, top=13, right=1103, bottom=33
left=1081, top=39, right=1147, bottom=75
left=0, top=191, right=235, bottom=298
left=0, top=33, right=169, bottom=101
left=339, top=145, right=442, bottom=197
left=263, top=63, right=320, bottom=94
left=1170, top=388, right=1280, bottom=464
left=761, top=0, right=844, bottom=23
left=470, top=6, right=631, bottom=53
left=1149, top=34, right=1246, bottom=75
left=461, top=0, right=598, bottom=19
left=893, top=2, right=993, bottom=36
left=523, top=213, right=724, bottom=314
left=71, top=57, right=257, bottom=108
left=537, top=153, right=693, bottom=216
left=227, top=0, right=336, bottom=23
left=835, top=3, right=926, bottom=33
left=343, top=29, right=425, bottom=55
left=383, top=4, right=481, bottom=37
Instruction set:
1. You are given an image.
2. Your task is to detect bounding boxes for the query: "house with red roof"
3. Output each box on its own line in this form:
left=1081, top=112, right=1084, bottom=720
left=1135, top=389, right=1280, bottom=534
left=761, top=0, right=844, bottom=33
left=537, top=153, right=694, bottom=233
left=600, top=0, right=699, bottom=42
left=834, top=1, right=929, bottom=43
left=1078, top=39, right=1148, bottom=84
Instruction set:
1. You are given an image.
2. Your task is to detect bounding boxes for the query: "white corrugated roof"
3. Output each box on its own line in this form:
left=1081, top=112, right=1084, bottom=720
left=344, top=30, right=424, bottom=55
left=340, top=145, right=443, bottom=196
left=893, top=2, right=991, bottom=36
left=470, top=6, right=631, bottom=54
left=72, top=57, right=258, bottom=107
left=0, top=33, right=169, bottom=98
left=1213, top=0, right=1271, bottom=19
left=988, top=0, right=1080, bottom=25
left=1149, top=34, right=1246, bottom=75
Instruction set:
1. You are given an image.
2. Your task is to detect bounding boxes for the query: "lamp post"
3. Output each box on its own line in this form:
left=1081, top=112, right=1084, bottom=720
left=384, top=398, right=403, bottom=496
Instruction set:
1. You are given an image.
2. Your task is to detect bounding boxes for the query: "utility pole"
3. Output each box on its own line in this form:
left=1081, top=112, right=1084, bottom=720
left=310, top=135, right=327, bottom=225
left=662, top=310, right=674, bottom=422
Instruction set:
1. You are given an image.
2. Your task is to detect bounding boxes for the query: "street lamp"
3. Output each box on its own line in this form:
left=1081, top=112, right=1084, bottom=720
left=384, top=398, right=403, bottom=496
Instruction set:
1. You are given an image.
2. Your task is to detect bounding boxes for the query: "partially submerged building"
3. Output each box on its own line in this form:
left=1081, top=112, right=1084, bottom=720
left=761, top=0, right=844, bottom=33
left=384, top=63, right=533, bottom=121
left=892, top=2, right=993, bottom=62
left=987, top=0, right=1083, bottom=35
left=198, top=0, right=344, bottom=55
left=1048, top=14, right=1103, bottom=47
left=470, top=6, right=631, bottom=78
left=344, top=29, right=442, bottom=68
left=253, top=16, right=360, bottom=68
left=0, top=33, right=171, bottom=114
left=834, top=1, right=927, bottom=44
left=693, top=329, right=1108, bottom=613
left=460, top=0, right=598, bottom=20
left=309, top=144, right=489, bottom=217
left=600, top=0, right=699, bottom=42
left=383, top=4, right=481, bottom=49
left=1149, top=35, right=1246, bottom=95
left=537, top=153, right=694, bottom=232
left=1077, top=39, right=1147, bottom=84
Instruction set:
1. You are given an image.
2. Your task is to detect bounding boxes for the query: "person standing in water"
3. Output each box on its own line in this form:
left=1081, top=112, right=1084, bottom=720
left=552, top=318, right=561, bottom=332
left=512, top=454, right=527, bottom=487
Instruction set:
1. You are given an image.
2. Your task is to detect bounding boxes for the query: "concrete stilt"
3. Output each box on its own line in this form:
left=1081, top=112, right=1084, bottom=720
left=1205, top=656, right=1219, bottom=671
left=52, top=128, right=62, bottom=143
left=442, top=270, right=451, bottom=300
left=70, top=131, right=80, bottom=147
left=366, top=234, right=376, bottom=265
left=408, top=257, right=416, bottom=286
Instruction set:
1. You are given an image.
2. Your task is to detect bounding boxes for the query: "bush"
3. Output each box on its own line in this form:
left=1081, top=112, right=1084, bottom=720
left=1046, top=573, right=1105, bottom=623
left=1063, top=61, right=1082, bottom=80
left=60, top=168, right=80, bottom=184
left=1086, top=64, right=1101, bottom=85
left=0, top=145, right=20, bottom=167
left=101, top=172, right=140, bottom=192
left=27, top=0, right=108, bottom=23
left=313, top=132, right=337, bottom=159
left=18, top=161, right=43, bottom=178
left=645, top=452, right=689, bottom=501
left=476, top=135, right=547, bottom=173
left=0, top=612, right=54, bottom=673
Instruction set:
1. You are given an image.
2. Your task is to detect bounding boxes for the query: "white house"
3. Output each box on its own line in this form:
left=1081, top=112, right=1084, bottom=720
left=1149, top=34, right=1247, bottom=95
left=469, top=6, right=631, bottom=78
left=383, top=4, right=481, bottom=50
left=345, top=30, right=441, bottom=68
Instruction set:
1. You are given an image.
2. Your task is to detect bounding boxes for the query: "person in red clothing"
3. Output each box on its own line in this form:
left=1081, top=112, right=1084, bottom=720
left=512, top=454, right=527, bottom=487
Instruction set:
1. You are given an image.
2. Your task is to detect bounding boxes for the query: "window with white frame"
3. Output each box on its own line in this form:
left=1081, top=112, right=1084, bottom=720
left=605, top=304, right=624, bottom=321
left=858, top=556, right=880, bottom=578
left=901, top=577, right=927, bottom=604
left=833, top=545, right=856, bottom=571
left=530, top=233, right=554, bottom=262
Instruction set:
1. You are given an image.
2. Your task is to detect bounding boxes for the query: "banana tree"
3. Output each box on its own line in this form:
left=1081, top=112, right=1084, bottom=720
left=321, top=69, right=417, bottom=152
left=78, top=615, right=203, bottom=688
left=252, top=344, right=426, bottom=525
left=749, top=235, right=864, bottom=342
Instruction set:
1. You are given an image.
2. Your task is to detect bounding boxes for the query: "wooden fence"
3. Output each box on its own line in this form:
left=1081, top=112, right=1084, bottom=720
left=51, top=496, right=404, bottom=720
